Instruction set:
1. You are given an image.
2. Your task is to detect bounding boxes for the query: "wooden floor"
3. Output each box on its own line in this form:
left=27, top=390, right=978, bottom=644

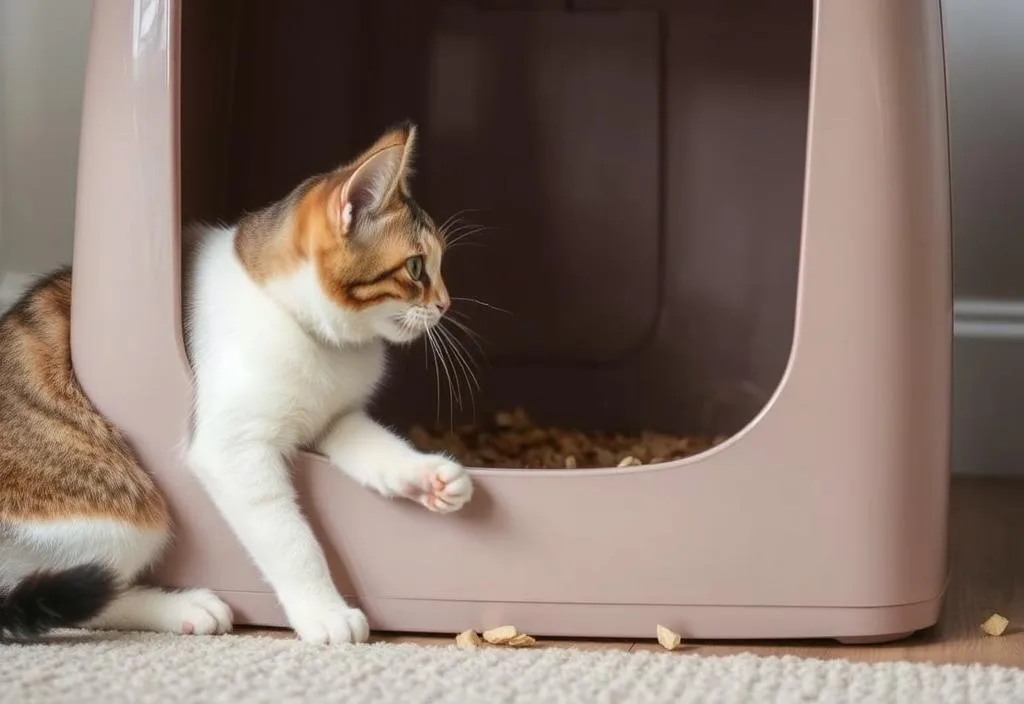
left=243, top=477, right=1024, bottom=667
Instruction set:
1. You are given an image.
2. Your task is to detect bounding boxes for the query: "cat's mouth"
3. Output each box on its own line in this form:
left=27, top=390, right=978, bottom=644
left=401, top=307, right=441, bottom=328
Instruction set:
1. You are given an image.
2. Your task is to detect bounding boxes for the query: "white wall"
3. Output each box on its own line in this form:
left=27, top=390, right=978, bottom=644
left=0, top=0, right=93, bottom=284
left=0, top=0, right=1021, bottom=474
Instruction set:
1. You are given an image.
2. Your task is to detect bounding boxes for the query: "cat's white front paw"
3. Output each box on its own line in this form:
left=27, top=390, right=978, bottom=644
left=396, top=455, right=473, bottom=513
left=288, top=601, right=370, bottom=645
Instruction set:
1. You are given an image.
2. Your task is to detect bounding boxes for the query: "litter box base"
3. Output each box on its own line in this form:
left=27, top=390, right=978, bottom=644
left=219, top=590, right=943, bottom=644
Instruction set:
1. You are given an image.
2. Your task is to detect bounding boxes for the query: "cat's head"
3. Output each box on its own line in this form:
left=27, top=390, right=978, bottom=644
left=256, top=122, right=450, bottom=346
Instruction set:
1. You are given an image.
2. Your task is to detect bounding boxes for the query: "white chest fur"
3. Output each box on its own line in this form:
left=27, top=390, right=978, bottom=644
left=185, top=226, right=386, bottom=451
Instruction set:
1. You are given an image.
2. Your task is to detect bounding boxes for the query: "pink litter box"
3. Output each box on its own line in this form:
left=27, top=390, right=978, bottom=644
left=70, top=0, right=952, bottom=642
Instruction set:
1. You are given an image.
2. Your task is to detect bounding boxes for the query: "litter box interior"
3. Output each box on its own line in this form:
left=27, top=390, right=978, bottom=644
left=179, top=0, right=812, bottom=467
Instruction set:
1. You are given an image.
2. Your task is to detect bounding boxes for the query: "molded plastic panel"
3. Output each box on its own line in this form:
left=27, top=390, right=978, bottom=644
left=70, top=0, right=952, bottom=641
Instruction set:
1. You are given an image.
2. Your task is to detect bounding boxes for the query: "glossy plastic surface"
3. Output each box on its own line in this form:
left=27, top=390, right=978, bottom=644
left=70, top=0, right=952, bottom=640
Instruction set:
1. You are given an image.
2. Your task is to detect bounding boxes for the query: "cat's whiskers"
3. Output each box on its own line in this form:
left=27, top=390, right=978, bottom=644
left=451, top=297, right=510, bottom=315
left=396, top=301, right=487, bottom=425
left=437, top=321, right=480, bottom=383
left=437, top=208, right=483, bottom=235
left=442, top=314, right=486, bottom=357
left=437, top=323, right=481, bottom=419
left=438, top=327, right=473, bottom=421
left=422, top=328, right=443, bottom=423
left=422, top=310, right=485, bottom=423
left=444, top=226, right=494, bottom=251
left=438, top=211, right=494, bottom=252
left=438, top=217, right=470, bottom=242
left=436, top=329, right=463, bottom=421
left=438, top=326, right=465, bottom=409
left=425, top=326, right=459, bottom=425
left=437, top=208, right=485, bottom=239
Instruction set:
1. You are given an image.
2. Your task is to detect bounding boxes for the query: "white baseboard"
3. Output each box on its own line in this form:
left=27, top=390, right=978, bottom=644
left=0, top=271, right=39, bottom=313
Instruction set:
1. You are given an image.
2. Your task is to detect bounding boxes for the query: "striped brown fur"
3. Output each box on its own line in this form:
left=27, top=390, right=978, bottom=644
left=0, top=268, right=169, bottom=528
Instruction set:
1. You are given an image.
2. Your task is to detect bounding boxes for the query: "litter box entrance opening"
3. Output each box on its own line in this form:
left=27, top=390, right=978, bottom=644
left=179, top=0, right=812, bottom=468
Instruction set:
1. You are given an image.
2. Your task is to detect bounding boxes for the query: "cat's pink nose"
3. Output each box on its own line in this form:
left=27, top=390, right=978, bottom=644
left=436, top=293, right=450, bottom=314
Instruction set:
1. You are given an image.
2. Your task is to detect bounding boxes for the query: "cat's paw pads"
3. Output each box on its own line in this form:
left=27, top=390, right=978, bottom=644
left=401, top=456, right=473, bottom=513
left=175, top=588, right=233, bottom=635
left=290, top=603, right=369, bottom=645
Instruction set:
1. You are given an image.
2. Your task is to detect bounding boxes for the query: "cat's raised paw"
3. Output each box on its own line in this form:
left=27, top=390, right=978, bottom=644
left=290, top=603, right=370, bottom=645
left=400, top=456, right=473, bottom=513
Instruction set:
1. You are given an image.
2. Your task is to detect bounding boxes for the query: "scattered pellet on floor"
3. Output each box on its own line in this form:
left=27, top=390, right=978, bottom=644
left=455, top=629, right=483, bottom=649
left=481, top=625, right=519, bottom=645
left=409, top=408, right=722, bottom=469
left=656, top=624, right=683, bottom=650
left=981, top=613, right=1009, bottom=636
left=506, top=634, right=536, bottom=648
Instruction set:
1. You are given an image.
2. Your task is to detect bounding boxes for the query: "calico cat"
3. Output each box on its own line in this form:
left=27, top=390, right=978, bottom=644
left=0, top=267, right=230, bottom=638
left=0, top=122, right=472, bottom=643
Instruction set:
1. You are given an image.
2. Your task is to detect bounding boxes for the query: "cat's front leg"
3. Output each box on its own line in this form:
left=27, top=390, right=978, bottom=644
left=188, top=437, right=369, bottom=645
left=317, top=411, right=473, bottom=513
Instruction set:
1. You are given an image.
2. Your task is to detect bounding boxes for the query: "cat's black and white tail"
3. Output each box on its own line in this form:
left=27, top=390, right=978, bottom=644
left=0, top=563, right=119, bottom=638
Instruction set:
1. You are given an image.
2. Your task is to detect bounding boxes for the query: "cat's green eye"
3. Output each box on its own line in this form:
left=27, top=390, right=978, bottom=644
left=406, top=256, right=424, bottom=281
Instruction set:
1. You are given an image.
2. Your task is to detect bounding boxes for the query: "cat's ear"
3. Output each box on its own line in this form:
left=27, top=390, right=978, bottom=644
left=330, top=122, right=418, bottom=235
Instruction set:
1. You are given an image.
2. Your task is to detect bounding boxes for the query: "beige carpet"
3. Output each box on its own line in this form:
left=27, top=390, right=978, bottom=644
left=2, top=632, right=1023, bottom=703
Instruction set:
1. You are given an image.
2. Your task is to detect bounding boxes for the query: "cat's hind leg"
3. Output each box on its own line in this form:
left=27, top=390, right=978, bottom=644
left=1, top=517, right=232, bottom=636
left=86, top=583, right=233, bottom=635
